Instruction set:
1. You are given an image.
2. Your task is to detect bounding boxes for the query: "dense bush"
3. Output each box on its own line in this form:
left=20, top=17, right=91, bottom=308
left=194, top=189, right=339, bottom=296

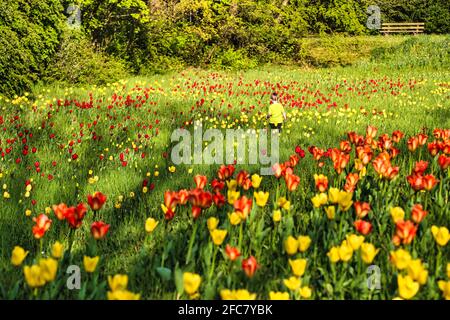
left=43, top=29, right=127, bottom=85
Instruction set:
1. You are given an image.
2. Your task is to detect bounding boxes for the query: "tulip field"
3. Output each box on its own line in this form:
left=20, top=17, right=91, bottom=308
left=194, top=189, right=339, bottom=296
left=1, top=37, right=450, bottom=300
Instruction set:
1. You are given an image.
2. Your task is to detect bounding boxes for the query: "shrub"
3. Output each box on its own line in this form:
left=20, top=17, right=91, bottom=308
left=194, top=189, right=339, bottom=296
left=43, top=29, right=128, bottom=85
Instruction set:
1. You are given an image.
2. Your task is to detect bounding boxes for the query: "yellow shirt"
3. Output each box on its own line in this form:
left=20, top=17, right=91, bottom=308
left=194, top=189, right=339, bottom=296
left=269, top=102, right=285, bottom=124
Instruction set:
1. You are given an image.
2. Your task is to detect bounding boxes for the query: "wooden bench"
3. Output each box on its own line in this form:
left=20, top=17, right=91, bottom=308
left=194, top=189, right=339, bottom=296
left=381, top=23, right=425, bottom=35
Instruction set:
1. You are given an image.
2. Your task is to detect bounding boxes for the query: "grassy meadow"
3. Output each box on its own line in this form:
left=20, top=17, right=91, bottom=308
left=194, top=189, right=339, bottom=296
left=0, top=35, right=449, bottom=300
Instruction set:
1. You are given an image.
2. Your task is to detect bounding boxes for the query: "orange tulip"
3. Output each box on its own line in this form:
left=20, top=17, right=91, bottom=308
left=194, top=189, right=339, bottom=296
left=354, top=201, right=371, bottom=219
left=417, top=133, right=428, bottom=146
left=52, top=203, right=68, bottom=220
left=234, top=196, right=253, bottom=220
left=407, top=137, right=419, bottom=152
left=422, top=174, right=439, bottom=191
left=344, top=173, right=359, bottom=193
left=32, top=214, right=52, bottom=239
left=225, top=245, right=241, bottom=261
left=285, top=173, right=300, bottom=192
left=427, top=141, right=440, bottom=157
left=366, top=125, right=378, bottom=139
left=314, top=174, right=328, bottom=193
left=392, top=130, right=404, bottom=143
left=411, top=204, right=428, bottom=224
left=194, top=175, right=207, bottom=189
left=394, top=220, right=417, bottom=245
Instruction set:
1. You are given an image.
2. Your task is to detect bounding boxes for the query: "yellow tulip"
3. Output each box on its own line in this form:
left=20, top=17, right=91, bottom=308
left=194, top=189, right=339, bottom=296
left=107, top=290, right=141, bottom=300
left=183, top=272, right=202, bottom=295
left=338, top=240, right=353, bottom=262
left=327, top=247, right=340, bottom=263
left=84, top=256, right=100, bottom=273
left=272, top=209, right=282, bottom=222
left=289, top=259, right=307, bottom=277
left=438, top=280, right=450, bottom=300
left=220, top=289, right=256, bottom=300
left=337, top=191, right=353, bottom=211
left=168, top=166, right=176, bottom=173
left=145, top=218, right=159, bottom=233
left=23, top=265, right=46, bottom=288
left=226, top=179, right=237, bottom=191
left=277, top=197, right=290, bottom=211
left=397, top=275, right=419, bottom=300
left=108, top=274, right=128, bottom=291
left=51, top=241, right=64, bottom=259
left=328, top=187, right=340, bottom=204
left=324, top=206, right=336, bottom=220
left=390, top=249, right=412, bottom=270
left=284, top=236, right=298, bottom=255
left=360, top=243, right=379, bottom=264
left=346, top=234, right=364, bottom=250
left=269, top=291, right=290, bottom=300
left=251, top=174, right=262, bottom=189
left=390, top=207, right=405, bottom=223
left=311, top=193, right=328, bottom=208
left=210, top=229, right=227, bottom=246
left=11, top=246, right=28, bottom=266
left=431, top=225, right=450, bottom=246
left=407, top=259, right=428, bottom=285
left=283, top=276, right=301, bottom=291
left=299, top=286, right=312, bottom=299
left=447, top=263, right=450, bottom=278
left=297, top=235, right=311, bottom=252
left=207, top=217, right=219, bottom=231
left=227, top=189, right=240, bottom=205
left=38, top=258, right=58, bottom=282
left=228, top=212, right=242, bottom=225
left=254, top=191, right=269, bottom=207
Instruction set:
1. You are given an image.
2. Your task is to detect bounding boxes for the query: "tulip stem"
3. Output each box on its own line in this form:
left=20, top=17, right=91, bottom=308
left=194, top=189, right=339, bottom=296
left=238, top=222, right=243, bottom=250
left=209, top=245, right=218, bottom=281
left=185, top=221, right=198, bottom=265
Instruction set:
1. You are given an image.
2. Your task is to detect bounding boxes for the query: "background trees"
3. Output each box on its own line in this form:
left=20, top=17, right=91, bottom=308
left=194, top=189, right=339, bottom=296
left=0, top=0, right=449, bottom=97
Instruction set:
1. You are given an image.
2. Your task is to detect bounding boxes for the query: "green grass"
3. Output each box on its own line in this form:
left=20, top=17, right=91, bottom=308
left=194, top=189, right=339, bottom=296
left=0, top=35, right=449, bottom=300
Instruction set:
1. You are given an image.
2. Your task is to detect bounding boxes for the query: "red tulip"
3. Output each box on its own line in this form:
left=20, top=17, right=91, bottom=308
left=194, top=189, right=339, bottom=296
left=87, top=192, right=107, bottom=211
left=354, top=220, right=372, bottom=235
left=217, top=164, right=235, bottom=180
left=91, top=221, right=110, bottom=239
left=438, top=154, right=450, bottom=170
left=242, top=256, right=258, bottom=278
left=65, top=203, right=88, bottom=229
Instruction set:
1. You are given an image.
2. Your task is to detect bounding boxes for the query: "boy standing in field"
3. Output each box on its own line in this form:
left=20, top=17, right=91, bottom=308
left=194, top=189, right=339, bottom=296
left=267, top=92, right=286, bottom=132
